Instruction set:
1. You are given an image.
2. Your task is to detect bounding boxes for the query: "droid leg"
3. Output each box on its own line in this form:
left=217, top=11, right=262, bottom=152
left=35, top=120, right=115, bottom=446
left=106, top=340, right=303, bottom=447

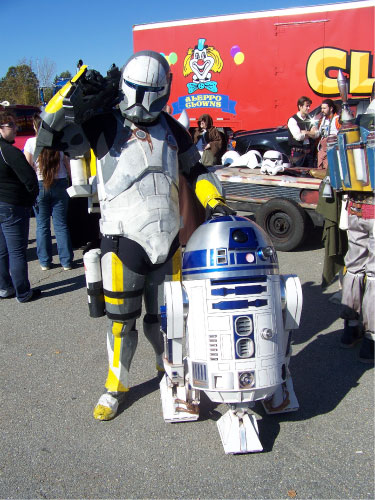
left=263, top=275, right=302, bottom=415
left=262, top=331, right=299, bottom=415
left=217, top=404, right=263, bottom=454
left=159, top=251, right=200, bottom=422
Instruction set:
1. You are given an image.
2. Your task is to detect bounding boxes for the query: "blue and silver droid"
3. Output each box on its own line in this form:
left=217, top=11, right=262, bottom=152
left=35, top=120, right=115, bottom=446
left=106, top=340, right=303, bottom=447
left=160, top=216, right=302, bottom=454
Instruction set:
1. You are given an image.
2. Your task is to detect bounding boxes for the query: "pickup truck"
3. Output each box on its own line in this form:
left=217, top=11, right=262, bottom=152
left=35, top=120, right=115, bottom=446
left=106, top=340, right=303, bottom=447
left=214, top=165, right=323, bottom=251
left=230, top=98, right=370, bottom=156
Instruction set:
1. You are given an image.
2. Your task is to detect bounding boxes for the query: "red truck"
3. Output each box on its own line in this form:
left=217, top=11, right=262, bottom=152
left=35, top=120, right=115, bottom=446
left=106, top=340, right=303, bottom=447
left=133, top=0, right=374, bottom=133
left=133, top=1, right=374, bottom=251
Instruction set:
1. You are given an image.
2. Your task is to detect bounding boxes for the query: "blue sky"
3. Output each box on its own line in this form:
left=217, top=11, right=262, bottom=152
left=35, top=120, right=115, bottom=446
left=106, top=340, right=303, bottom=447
left=2, top=0, right=355, bottom=81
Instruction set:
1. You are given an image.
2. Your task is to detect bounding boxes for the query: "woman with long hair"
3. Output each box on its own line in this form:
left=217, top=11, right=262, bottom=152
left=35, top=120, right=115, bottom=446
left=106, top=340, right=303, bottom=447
left=24, top=114, right=73, bottom=270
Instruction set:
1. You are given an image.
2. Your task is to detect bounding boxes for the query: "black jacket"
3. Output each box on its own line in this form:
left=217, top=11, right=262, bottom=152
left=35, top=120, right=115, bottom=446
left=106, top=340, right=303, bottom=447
left=0, top=137, right=38, bottom=207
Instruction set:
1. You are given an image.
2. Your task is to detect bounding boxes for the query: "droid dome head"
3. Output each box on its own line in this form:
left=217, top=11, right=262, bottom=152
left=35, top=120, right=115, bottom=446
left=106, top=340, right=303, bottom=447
left=119, top=50, right=172, bottom=124
left=183, top=216, right=278, bottom=281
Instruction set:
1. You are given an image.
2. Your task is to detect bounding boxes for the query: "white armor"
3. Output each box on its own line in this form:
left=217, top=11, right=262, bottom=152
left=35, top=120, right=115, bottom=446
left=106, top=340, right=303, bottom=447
left=97, top=113, right=181, bottom=264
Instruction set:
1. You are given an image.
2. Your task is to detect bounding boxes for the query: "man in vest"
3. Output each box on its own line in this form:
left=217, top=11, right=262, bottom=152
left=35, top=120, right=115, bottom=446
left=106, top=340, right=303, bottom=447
left=287, top=96, right=319, bottom=167
left=317, top=99, right=341, bottom=170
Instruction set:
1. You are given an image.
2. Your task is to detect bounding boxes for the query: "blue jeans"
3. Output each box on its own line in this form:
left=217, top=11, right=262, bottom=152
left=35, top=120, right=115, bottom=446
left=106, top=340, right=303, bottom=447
left=0, top=201, right=31, bottom=301
left=34, top=179, right=73, bottom=267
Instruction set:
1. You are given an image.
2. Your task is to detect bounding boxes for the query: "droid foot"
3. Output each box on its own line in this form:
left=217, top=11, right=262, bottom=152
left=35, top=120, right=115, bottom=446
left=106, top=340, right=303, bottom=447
left=159, top=374, right=199, bottom=422
left=262, top=377, right=299, bottom=415
left=93, top=392, right=125, bottom=421
left=217, top=409, right=263, bottom=454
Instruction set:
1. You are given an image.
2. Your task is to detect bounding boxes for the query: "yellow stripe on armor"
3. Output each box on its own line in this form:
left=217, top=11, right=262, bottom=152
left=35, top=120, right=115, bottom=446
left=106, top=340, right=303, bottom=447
left=104, top=253, right=124, bottom=305
left=90, top=149, right=97, bottom=176
left=113, top=337, right=122, bottom=368
left=172, top=247, right=182, bottom=282
left=195, top=179, right=225, bottom=209
left=44, top=65, right=88, bottom=114
left=105, top=368, right=129, bottom=392
left=112, top=322, right=124, bottom=368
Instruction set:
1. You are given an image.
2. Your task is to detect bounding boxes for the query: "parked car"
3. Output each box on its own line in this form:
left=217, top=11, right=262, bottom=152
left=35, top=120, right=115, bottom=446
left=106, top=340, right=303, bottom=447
left=228, top=98, right=371, bottom=156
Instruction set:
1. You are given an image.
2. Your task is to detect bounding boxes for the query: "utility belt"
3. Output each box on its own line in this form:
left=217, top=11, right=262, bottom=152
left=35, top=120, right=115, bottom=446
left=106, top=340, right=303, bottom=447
left=291, top=146, right=311, bottom=154
left=348, top=200, right=375, bottom=219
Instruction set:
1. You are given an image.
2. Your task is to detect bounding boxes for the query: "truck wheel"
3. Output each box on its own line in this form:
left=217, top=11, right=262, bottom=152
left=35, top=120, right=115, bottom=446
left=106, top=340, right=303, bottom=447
left=256, top=198, right=307, bottom=251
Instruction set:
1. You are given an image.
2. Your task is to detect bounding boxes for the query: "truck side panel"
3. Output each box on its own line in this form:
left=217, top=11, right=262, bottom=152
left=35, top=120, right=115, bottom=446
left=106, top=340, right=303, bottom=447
left=133, top=1, right=374, bottom=131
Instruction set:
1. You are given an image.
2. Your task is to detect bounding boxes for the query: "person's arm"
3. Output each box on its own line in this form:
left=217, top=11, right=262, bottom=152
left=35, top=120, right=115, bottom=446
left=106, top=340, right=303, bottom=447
left=204, top=127, right=222, bottom=156
left=3, top=144, right=38, bottom=202
left=63, top=154, right=71, bottom=178
left=24, top=150, right=34, bottom=167
left=23, top=138, right=37, bottom=171
left=287, top=116, right=305, bottom=141
left=306, top=124, right=319, bottom=139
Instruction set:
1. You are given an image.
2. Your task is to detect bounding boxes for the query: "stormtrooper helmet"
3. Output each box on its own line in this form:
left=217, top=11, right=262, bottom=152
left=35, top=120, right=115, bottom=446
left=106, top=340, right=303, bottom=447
left=242, top=150, right=262, bottom=169
left=222, top=151, right=241, bottom=166
left=261, top=150, right=289, bottom=175
left=119, top=50, right=172, bottom=123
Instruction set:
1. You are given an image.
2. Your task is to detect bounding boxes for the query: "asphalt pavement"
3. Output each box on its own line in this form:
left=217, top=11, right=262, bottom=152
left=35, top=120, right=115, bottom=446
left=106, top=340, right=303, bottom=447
left=0, top=218, right=374, bottom=499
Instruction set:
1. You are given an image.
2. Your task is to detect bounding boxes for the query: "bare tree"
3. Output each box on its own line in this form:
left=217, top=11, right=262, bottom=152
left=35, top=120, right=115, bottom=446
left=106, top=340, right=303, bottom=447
left=37, top=57, right=57, bottom=88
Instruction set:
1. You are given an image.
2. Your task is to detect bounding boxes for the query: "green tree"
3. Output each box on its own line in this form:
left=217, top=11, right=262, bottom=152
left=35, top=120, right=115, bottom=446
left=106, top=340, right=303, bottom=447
left=53, top=70, right=72, bottom=84
left=0, top=64, right=39, bottom=105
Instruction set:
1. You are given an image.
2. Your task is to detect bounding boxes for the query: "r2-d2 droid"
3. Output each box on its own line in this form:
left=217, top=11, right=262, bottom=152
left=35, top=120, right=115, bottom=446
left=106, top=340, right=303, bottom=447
left=160, top=216, right=302, bottom=454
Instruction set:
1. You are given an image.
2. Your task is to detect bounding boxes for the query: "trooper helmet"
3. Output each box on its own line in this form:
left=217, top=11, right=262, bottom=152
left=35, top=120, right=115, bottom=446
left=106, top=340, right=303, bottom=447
left=119, top=50, right=172, bottom=123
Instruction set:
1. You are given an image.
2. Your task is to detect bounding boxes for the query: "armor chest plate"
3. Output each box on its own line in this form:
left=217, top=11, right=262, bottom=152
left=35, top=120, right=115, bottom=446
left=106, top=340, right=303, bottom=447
left=98, top=116, right=179, bottom=201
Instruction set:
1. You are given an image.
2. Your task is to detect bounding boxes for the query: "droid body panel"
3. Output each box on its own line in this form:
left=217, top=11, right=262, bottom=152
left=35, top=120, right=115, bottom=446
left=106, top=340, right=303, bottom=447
left=160, top=216, right=302, bottom=454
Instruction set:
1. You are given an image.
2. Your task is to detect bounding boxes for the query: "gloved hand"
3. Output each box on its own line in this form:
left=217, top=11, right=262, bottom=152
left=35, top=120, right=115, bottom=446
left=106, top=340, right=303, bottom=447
left=206, top=202, right=236, bottom=220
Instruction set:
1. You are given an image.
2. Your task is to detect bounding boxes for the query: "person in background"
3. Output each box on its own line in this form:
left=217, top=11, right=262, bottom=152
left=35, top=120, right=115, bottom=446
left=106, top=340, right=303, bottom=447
left=287, top=96, right=319, bottom=167
left=193, top=113, right=224, bottom=166
left=24, top=114, right=74, bottom=271
left=0, top=110, right=41, bottom=302
left=317, top=99, right=341, bottom=170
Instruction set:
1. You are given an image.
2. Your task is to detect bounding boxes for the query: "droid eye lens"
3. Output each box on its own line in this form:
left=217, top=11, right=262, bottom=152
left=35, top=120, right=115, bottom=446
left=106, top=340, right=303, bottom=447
left=232, top=230, right=248, bottom=243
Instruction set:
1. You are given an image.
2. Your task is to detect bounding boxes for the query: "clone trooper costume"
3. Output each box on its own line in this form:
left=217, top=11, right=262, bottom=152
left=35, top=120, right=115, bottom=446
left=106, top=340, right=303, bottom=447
left=35, top=50, right=233, bottom=420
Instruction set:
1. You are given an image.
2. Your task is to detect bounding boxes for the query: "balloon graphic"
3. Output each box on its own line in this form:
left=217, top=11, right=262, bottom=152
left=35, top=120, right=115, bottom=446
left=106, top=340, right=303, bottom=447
left=230, top=45, right=241, bottom=58
left=168, top=52, right=178, bottom=65
left=234, top=51, right=245, bottom=65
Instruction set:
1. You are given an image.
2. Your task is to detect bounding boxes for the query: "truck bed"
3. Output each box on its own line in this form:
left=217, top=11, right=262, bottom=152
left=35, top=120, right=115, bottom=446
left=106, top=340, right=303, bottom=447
left=214, top=166, right=322, bottom=211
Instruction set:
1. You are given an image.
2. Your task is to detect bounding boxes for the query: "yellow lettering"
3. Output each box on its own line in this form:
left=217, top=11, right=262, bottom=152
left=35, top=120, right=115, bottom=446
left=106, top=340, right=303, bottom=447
left=350, top=51, right=375, bottom=94
left=306, top=47, right=347, bottom=95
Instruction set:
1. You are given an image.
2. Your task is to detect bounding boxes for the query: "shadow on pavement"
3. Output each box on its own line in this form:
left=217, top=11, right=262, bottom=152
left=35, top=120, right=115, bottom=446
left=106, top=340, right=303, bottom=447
left=259, top=328, right=372, bottom=452
left=37, top=273, right=86, bottom=296
left=296, top=280, right=341, bottom=345
left=116, top=377, right=161, bottom=417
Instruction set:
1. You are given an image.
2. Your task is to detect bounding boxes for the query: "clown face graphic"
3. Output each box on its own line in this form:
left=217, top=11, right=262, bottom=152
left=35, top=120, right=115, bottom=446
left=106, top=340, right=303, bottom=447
left=183, top=38, right=224, bottom=94
left=190, top=46, right=215, bottom=82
